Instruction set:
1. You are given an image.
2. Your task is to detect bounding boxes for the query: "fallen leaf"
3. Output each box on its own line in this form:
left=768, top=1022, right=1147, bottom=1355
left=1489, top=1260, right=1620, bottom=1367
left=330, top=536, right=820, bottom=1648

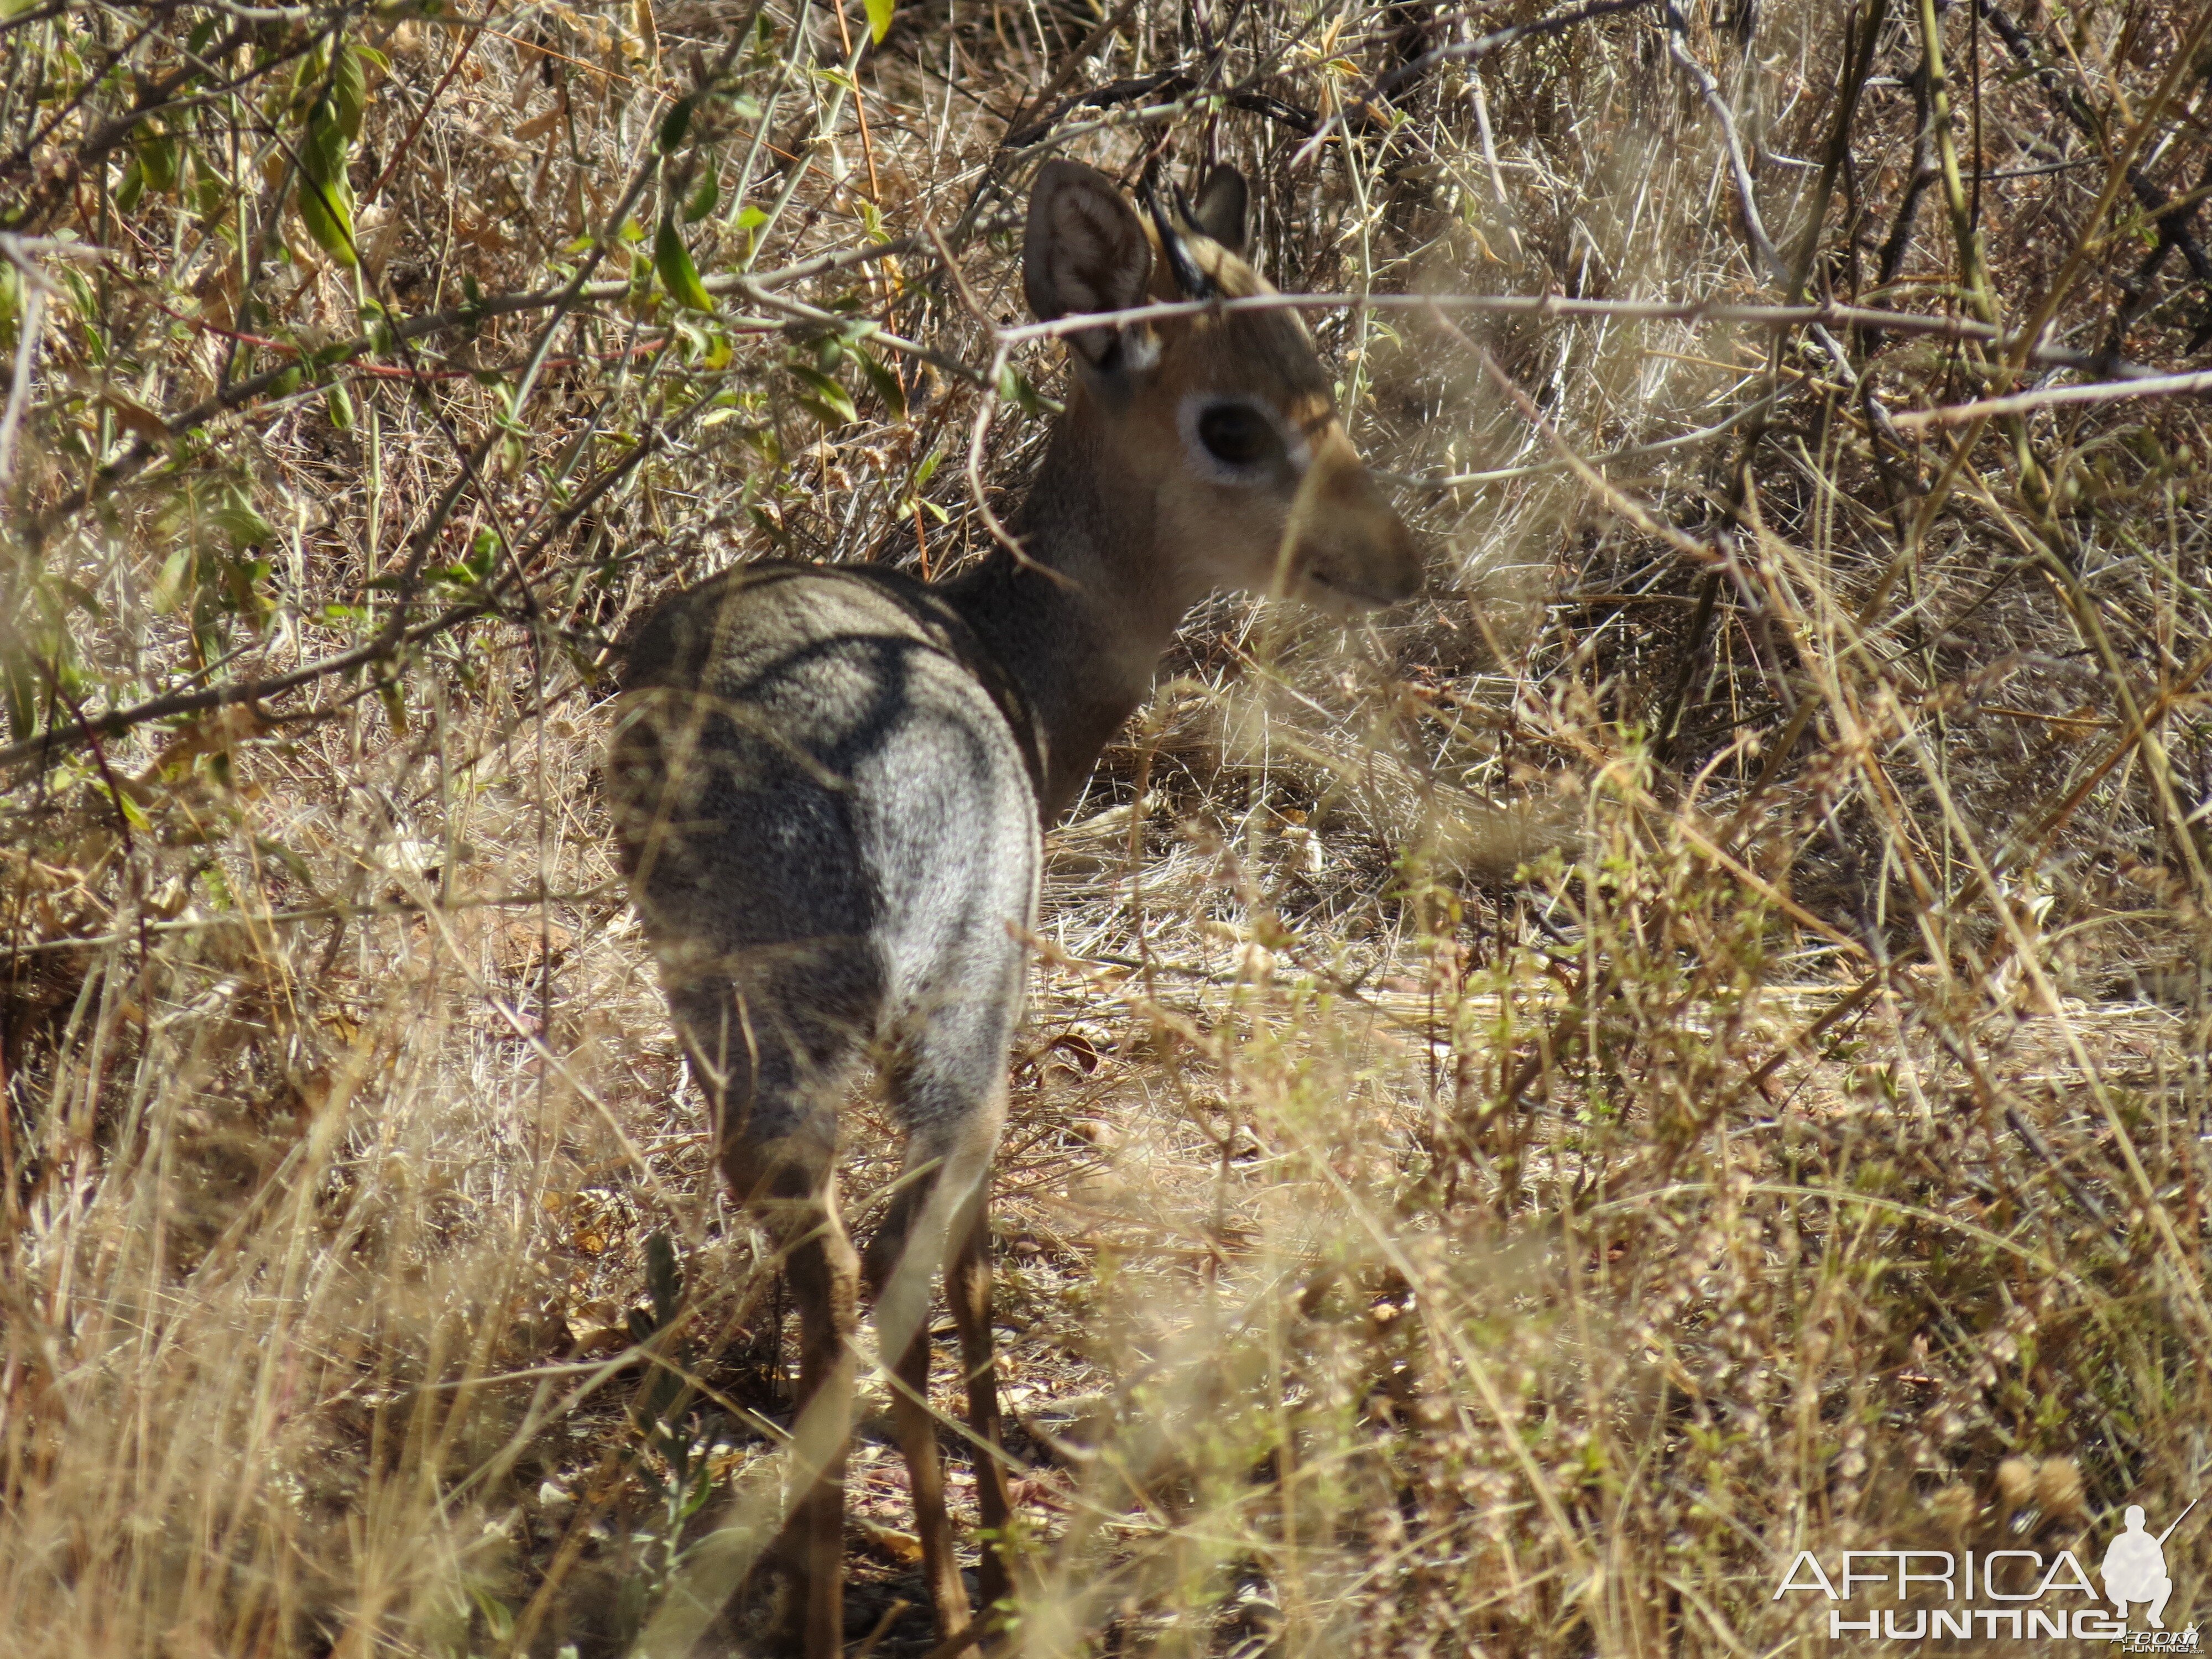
left=857, top=1518, right=924, bottom=1564
left=101, top=390, right=170, bottom=441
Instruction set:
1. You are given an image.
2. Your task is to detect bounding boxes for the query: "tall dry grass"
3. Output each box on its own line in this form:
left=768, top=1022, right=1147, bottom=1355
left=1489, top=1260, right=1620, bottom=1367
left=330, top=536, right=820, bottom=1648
left=2, top=0, right=2209, bottom=1653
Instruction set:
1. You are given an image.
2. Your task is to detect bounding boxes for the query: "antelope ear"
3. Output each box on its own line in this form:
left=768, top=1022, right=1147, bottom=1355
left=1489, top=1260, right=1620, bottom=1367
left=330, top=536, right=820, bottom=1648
left=1024, top=160, right=1156, bottom=372
left=1191, top=166, right=1248, bottom=256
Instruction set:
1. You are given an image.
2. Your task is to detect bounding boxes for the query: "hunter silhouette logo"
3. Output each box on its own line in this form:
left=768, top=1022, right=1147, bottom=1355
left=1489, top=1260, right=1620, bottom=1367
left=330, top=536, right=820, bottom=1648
left=2104, top=1503, right=2191, bottom=1630
left=1772, top=1496, right=2198, bottom=1647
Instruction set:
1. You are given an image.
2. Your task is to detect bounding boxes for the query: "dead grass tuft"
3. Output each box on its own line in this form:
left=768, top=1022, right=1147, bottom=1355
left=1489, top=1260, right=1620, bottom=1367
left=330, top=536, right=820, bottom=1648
left=2, top=0, right=2209, bottom=1653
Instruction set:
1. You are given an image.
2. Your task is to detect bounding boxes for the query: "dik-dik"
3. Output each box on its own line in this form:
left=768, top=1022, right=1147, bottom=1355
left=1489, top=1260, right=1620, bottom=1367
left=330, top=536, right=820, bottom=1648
left=609, top=159, right=1420, bottom=1654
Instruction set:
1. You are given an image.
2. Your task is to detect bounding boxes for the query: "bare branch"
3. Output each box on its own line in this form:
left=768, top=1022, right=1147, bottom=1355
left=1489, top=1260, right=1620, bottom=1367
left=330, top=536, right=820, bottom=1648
left=1890, top=367, right=2212, bottom=426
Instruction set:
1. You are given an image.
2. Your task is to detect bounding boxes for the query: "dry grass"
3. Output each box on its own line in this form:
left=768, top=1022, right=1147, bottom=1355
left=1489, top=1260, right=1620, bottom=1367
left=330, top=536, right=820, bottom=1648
left=3, top=0, right=2210, bottom=1653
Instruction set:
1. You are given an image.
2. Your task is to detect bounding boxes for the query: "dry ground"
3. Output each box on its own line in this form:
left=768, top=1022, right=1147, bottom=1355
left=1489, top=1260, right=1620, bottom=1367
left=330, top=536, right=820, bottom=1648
left=2, top=0, right=2210, bottom=1654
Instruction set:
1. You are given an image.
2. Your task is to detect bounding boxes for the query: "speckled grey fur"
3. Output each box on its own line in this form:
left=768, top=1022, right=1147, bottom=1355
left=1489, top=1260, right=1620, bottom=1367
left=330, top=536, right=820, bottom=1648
left=601, top=158, right=1419, bottom=1653
left=609, top=562, right=1042, bottom=1154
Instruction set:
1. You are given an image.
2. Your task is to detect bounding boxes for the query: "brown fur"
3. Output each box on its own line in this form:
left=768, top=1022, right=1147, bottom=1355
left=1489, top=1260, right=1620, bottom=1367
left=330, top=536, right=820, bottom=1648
left=609, top=160, right=1419, bottom=1656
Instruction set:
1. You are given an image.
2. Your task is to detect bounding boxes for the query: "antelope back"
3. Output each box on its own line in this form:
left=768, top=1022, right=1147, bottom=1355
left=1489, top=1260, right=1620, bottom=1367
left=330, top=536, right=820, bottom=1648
left=1022, top=160, right=1421, bottom=612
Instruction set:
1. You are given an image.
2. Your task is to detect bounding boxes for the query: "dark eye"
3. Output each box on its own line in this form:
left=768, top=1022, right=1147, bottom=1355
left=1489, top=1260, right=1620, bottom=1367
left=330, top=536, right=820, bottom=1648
left=1197, top=403, right=1276, bottom=468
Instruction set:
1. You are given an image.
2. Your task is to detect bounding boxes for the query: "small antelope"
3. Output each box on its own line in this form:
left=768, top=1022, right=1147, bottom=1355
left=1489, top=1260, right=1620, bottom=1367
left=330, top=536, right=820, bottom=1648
left=608, top=159, right=1419, bottom=1655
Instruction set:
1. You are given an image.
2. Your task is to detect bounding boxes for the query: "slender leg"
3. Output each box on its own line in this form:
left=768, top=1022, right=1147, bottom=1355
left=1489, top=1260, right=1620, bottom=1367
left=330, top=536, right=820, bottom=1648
left=863, top=1101, right=1008, bottom=1639
left=868, top=884, right=1027, bottom=1637
left=723, top=1131, right=860, bottom=1659
left=865, top=1187, right=969, bottom=1632
left=947, top=1187, right=1017, bottom=1613
left=783, top=1192, right=860, bottom=1659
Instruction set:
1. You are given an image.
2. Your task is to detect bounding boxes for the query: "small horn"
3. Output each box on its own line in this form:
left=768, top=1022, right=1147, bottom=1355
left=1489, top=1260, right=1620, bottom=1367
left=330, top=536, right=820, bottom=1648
left=1141, top=172, right=1215, bottom=301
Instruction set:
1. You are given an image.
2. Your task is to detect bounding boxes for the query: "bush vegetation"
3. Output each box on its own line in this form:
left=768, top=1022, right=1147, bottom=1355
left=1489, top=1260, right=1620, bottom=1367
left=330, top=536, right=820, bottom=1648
left=1, top=0, right=2208, bottom=1652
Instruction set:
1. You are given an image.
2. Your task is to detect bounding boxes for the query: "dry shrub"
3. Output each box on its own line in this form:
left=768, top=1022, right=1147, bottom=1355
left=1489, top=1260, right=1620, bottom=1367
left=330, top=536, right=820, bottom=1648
left=1, top=0, right=2208, bottom=1653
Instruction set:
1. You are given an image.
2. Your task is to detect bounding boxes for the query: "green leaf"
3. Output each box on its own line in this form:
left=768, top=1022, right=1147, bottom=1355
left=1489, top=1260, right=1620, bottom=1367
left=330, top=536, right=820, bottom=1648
left=158, top=478, right=274, bottom=569
left=191, top=158, right=228, bottom=221
left=858, top=349, right=905, bottom=422
left=657, top=95, right=694, bottom=153
left=296, top=93, right=357, bottom=264
left=152, top=547, right=195, bottom=615
left=646, top=1232, right=681, bottom=1327
left=653, top=217, right=715, bottom=311
left=134, top=126, right=178, bottom=192
left=378, top=676, right=408, bottom=737
left=115, top=155, right=146, bottom=215
left=251, top=837, right=319, bottom=886
left=469, top=1588, right=516, bottom=1644
left=997, top=363, right=1045, bottom=416
left=0, top=644, right=34, bottom=745
left=214, top=482, right=274, bottom=550
left=330, top=43, right=368, bottom=142
left=864, top=0, right=896, bottom=42
left=303, top=93, right=348, bottom=184
left=467, top=525, right=500, bottom=577
left=787, top=363, right=857, bottom=426
left=683, top=170, right=718, bottom=223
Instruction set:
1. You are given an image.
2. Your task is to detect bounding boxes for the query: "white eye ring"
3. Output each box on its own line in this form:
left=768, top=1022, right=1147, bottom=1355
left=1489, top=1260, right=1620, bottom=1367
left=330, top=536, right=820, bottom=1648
left=1178, top=394, right=1312, bottom=484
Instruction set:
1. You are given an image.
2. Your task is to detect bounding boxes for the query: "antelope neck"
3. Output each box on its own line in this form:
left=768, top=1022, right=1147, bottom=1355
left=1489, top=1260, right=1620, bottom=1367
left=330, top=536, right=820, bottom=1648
left=943, top=408, right=1199, bottom=820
